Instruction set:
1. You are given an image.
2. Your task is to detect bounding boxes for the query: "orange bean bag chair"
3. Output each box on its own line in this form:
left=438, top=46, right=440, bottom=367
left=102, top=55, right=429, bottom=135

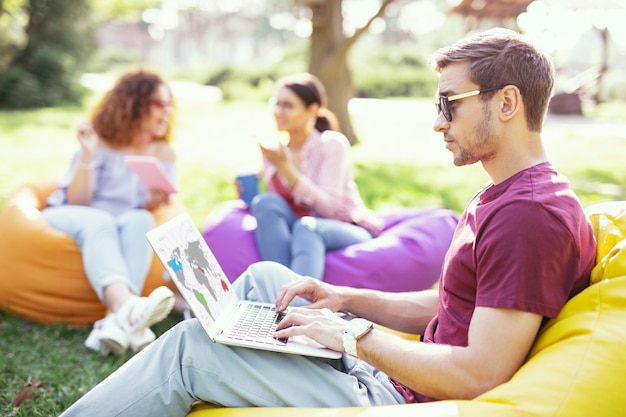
left=0, top=181, right=185, bottom=325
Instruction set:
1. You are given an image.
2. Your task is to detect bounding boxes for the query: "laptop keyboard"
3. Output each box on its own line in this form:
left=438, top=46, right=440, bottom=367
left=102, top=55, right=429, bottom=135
left=226, top=304, right=288, bottom=346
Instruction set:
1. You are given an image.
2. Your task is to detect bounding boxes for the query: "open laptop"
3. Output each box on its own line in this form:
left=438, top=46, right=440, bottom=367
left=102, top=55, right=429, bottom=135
left=146, top=212, right=342, bottom=359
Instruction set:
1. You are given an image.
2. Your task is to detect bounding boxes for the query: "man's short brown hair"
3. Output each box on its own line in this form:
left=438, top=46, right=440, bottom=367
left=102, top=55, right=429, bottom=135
left=430, top=28, right=554, bottom=132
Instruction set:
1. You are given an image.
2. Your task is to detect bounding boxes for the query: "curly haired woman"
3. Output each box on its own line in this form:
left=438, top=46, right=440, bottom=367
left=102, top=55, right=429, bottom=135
left=42, top=68, right=177, bottom=356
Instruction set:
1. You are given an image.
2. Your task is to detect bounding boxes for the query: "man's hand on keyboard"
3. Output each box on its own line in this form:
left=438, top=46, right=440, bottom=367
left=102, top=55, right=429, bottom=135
left=274, top=277, right=346, bottom=314
left=273, top=307, right=345, bottom=352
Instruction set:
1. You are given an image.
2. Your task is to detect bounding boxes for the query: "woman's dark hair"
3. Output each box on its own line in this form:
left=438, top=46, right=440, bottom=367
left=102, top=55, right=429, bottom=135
left=277, top=73, right=339, bottom=132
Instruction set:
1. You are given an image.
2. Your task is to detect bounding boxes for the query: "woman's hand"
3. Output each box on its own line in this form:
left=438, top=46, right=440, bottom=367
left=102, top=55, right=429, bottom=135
left=259, top=144, right=300, bottom=188
left=76, top=121, right=99, bottom=156
left=274, top=307, right=347, bottom=352
left=66, top=121, right=99, bottom=205
left=143, top=189, right=169, bottom=210
left=259, top=144, right=289, bottom=169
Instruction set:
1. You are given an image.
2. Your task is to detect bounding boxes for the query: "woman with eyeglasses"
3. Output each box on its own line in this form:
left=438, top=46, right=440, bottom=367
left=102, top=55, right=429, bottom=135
left=42, top=68, right=177, bottom=356
left=249, top=72, right=384, bottom=280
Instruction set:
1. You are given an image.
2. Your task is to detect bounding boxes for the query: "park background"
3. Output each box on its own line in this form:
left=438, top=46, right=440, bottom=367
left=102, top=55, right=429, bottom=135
left=2, top=0, right=626, bottom=415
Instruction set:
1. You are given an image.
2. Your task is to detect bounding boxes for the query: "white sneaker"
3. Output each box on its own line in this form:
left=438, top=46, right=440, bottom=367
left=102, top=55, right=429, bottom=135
left=96, top=317, right=156, bottom=355
left=97, top=313, right=129, bottom=356
left=85, top=318, right=112, bottom=356
left=129, top=327, right=156, bottom=353
left=85, top=328, right=108, bottom=355
left=115, top=286, right=175, bottom=335
left=84, top=313, right=128, bottom=356
left=93, top=287, right=173, bottom=356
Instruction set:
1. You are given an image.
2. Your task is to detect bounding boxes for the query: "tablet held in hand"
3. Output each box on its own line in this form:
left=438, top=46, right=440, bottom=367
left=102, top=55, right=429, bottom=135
left=124, top=155, right=176, bottom=194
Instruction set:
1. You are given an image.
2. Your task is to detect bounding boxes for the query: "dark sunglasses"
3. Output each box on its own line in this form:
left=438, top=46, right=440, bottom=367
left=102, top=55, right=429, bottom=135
left=435, top=86, right=504, bottom=122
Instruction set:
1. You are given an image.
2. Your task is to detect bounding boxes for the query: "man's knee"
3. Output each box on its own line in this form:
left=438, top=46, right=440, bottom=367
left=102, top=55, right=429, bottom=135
left=234, top=261, right=301, bottom=302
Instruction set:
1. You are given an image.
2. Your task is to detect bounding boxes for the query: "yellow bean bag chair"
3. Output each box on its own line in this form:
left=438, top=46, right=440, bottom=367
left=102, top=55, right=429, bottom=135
left=0, top=181, right=185, bottom=325
left=188, top=200, right=626, bottom=417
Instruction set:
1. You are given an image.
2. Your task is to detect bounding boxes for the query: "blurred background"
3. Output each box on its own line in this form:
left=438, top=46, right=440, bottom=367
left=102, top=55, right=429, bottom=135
left=2, top=0, right=626, bottom=220
left=1, top=0, right=625, bottom=142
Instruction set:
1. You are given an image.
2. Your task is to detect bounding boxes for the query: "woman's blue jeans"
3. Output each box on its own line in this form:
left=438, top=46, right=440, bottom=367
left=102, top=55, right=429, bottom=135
left=42, top=205, right=154, bottom=301
left=250, top=192, right=373, bottom=279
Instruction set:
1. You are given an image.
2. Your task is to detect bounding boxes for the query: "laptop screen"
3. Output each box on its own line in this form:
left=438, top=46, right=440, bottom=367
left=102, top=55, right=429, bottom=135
left=146, top=213, right=234, bottom=327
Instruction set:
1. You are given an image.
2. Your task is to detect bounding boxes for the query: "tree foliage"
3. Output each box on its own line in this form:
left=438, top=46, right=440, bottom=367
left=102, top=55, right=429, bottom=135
left=0, top=0, right=95, bottom=108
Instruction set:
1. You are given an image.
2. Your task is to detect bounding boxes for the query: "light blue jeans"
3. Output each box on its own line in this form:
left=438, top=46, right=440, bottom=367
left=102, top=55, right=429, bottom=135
left=250, top=193, right=374, bottom=279
left=59, top=262, right=405, bottom=416
left=42, top=205, right=154, bottom=301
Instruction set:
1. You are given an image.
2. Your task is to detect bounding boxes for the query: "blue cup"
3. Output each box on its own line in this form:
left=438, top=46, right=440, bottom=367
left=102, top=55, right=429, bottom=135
left=236, top=173, right=259, bottom=205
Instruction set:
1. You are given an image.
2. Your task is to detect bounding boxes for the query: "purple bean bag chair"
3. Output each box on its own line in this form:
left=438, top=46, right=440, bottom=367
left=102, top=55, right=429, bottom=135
left=201, top=200, right=459, bottom=292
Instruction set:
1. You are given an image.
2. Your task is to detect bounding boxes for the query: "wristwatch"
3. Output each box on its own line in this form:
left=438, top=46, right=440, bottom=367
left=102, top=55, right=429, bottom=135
left=343, top=318, right=374, bottom=359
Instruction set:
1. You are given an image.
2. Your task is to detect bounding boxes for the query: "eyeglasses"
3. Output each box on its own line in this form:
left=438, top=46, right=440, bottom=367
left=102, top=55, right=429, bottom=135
left=149, top=98, right=173, bottom=109
left=435, top=86, right=504, bottom=122
left=269, top=97, right=296, bottom=112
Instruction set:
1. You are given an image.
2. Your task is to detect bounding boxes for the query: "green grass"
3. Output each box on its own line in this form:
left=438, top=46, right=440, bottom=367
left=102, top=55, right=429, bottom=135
left=0, top=312, right=184, bottom=415
left=2, top=97, right=626, bottom=415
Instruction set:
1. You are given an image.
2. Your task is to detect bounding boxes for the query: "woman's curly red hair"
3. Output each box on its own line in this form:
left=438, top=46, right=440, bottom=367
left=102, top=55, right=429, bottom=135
left=91, top=68, right=174, bottom=146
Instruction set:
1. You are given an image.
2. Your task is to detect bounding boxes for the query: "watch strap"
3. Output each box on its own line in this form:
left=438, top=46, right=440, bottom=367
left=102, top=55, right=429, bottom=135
left=343, top=332, right=359, bottom=358
left=343, top=319, right=374, bottom=359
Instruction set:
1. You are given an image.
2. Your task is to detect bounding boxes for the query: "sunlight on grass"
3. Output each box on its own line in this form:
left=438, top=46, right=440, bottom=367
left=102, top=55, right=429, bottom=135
left=3, top=98, right=626, bottom=225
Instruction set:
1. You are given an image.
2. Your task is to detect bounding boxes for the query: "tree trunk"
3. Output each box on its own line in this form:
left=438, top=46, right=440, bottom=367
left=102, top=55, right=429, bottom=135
left=594, top=26, right=609, bottom=105
left=306, top=0, right=394, bottom=145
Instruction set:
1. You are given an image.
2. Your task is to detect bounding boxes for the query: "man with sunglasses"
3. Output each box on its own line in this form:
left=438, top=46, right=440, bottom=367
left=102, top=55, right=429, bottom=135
left=60, top=28, right=596, bottom=416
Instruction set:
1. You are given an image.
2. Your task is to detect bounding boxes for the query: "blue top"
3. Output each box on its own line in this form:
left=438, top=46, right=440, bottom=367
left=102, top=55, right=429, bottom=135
left=47, top=148, right=177, bottom=216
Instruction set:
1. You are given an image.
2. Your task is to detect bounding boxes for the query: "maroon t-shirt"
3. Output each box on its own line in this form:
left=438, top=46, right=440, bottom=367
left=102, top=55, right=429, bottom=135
left=394, top=162, right=596, bottom=403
